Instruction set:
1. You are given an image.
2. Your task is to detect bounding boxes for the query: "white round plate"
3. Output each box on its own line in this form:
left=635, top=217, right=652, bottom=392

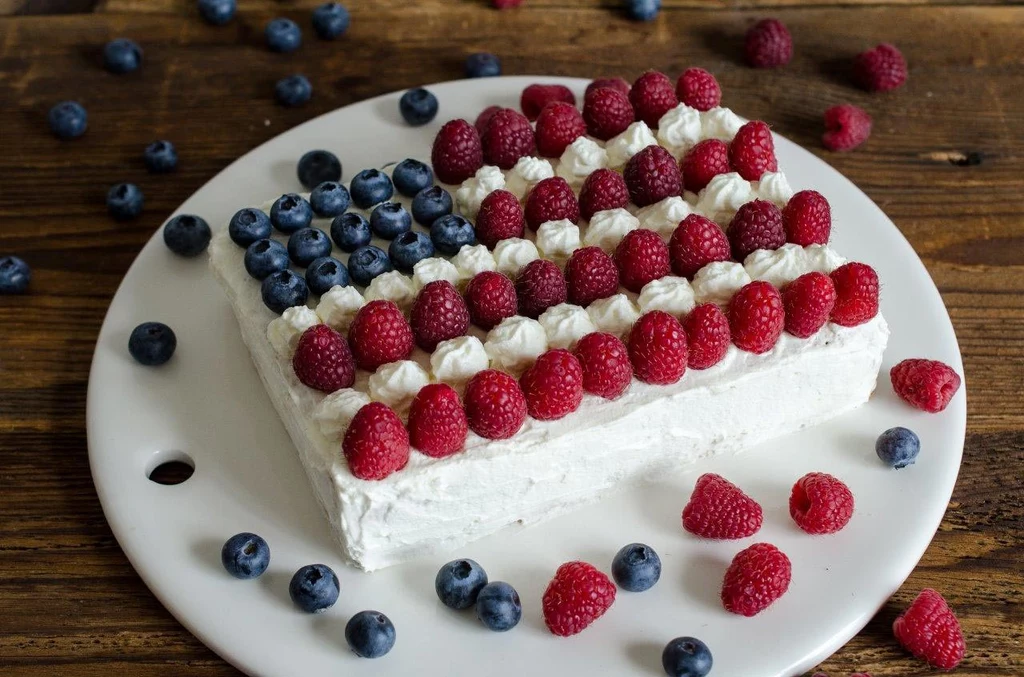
left=88, top=77, right=966, bottom=677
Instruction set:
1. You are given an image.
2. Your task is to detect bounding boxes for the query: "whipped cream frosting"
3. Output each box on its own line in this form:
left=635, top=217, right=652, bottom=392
left=413, top=257, right=461, bottom=289
left=536, top=219, right=581, bottom=263
left=586, top=293, right=640, bottom=337
left=484, top=315, right=548, bottom=372
left=365, top=270, right=418, bottom=309
left=505, top=156, right=554, bottom=200
left=267, top=305, right=320, bottom=356
left=456, top=165, right=505, bottom=219
left=538, top=303, right=598, bottom=349
left=316, top=285, right=366, bottom=331
left=657, top=104, right=703, bottom=158
left=744, top=243, right=847, bottom=288
left=701, top=107, right=744, bottom=141
left=453, top=244, right=498, bottom=280
left=606, top=121, right=657, bottom=168
left=430, top=336, right=489, bottom=384
left=691, top=261, right=752, bottom=305
left=368, top=360, right=431, bottom=411
left=556, top=137, right=609, bottom=187
left=583, top=208, right=638, bottom=253
left=313, top=388, right=371, bottom=440
left=696, top=172, right=755, bottom=222
left=493, top=237, right=540, bottom=277
left=635, top=196, right=694, bottom=238
left=637, top=276, right=697, bottom=316
left=755, top=171, right=794, bottom=206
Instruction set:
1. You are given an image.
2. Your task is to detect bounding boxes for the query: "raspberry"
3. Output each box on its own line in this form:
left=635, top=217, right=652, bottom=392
left=542, top=561, right=616, bottom=637
left=411, top=280, right=470, bottom=352
left=431, top=119, right=483, bottom=185
left=729, top=120, right=778, bottom=181
left=726, top=199, right=785, bottom=260
left=614, top=228, right=670, bottom=293
left=629, top=70, right=679, bottom=128
left=348, top=300, right=414, bottom=371
left=535, top=101, right=587, bottom=158
left=491, top=0, right=523, bottom=7
left=682, top=303, right=730, bottom=369
left=521, top=83, right=576, bottom=121
left=342, top=402, right=410, bottom=480
left=407, top=383, right=468, bottom=458
left=782, top=189, right=831, bottom=245
left=890, top=358, right=962, bottom=413
left=681, top=139, right=730, bottom=193
left=474, top=105, right=502, bottom=136
left=670, top=214, right=731, bottom=278
left=682, top=473, right=763, bottom=539
left=565, top=246, right=619, bottom=307
left=893, top=589, right=966, bottom=670
left=783, top=272, right=836, bottom=338
left=519, top=349, right=584, bottom=420
left=853, top=43, right=908, bottom=93
left=729, top=281, right=784, bottom=354
left=829, top=262, right=879, bottom=326
left=524, top=176, right=580, bottom=231
left=582, top=86, right=634, bottom=141
left=579, top=168, right=630, bottom=220
left=481, top=108, right=536, bottom=169
left=572, top=331, right=632, bottom=399
left=585, top=77, right=631, bottom=98
left=624, top=145, right=682, bottom=207
left=675, top=67, right=721, bottom=112
left=291, top=324, right=356, bottom=393
left=628, top=310, right=688, bottom=385
left=515, top=259, right=567, bottom=318
left=823, top=104, right=872, bottom=152
left=465, top=271, right=518, bottom=330
left=744, top=18, right=792, bottom=69
left=721, top=542, right=791, bottom=616
left=789, top=472, right=854, bottom=534
left=463, top=369, right=528, bottom=439
left=475, top=189, right=525, bottom=248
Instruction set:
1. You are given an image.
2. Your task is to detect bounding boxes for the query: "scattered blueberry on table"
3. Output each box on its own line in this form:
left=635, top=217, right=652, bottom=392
left=288, top=563, right=340, bottom=613
left=265, top=17, right=302, bottom=53
left=0, top=256, right=31, bottom=295
left=103, top=38, right=143, bottom=74
left=430, top=214, right=475, bottom=255
left=48, top=101, right=87, bottom=140
left=391, top=159, right=434, bottom=197
left=465, top=52, right=501, bottom=78
left=106, top=182, right=144, bottom=220
left=435, top=558, right=488, bottom=610
left=389, top=231, right=435, bottom=272
left=220, top=532, right=270, bottom=579
left=350, top=169, right=394, bottom=209
left=611, top=543, right=662, bottom=592
left=270, top=193, right=314, bottom=234
left=244, top=238, right=290, bottom=280
left=197, top=0, right=236, bottom=25
left=475, top=581, right=522, bottom=632
left=369, top=202, right=412, bottom=240
left=399, top=88, right=439, bottom=126
left=411, top=186, right=453, bottom=226
left=311, top=2, right=350, bottom=40
left=144, top=140, right=178, bottom=173
left=262, top=269, right=309, bottom=314
left=347, top=245, right=392, bottom=287
left=275, top=74, right=312, bottom=108
left=229, top=208, right=272, bottom=247
left=287, top=227, right=332, bottom=267
left=345, top=610, right=396, bottom=659
left=297, top=149, right=343, bottom=191
left=128, top=321, right=177, bottom=366
left=305, top=256, right=349, bottom=294
left=163, top=214, right=212, bottom=257
left=662, top=636, right=713, bottom=677
left=309, top=181, right=350, bottom=217
left=876, top=426, right=921, bottom=469
left=627, top=0, right=661, bottom=21
left=330, top=213, right=372, bottom=252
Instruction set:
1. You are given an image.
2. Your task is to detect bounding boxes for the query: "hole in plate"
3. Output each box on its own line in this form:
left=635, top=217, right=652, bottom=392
left=146, top=449, right=195, bottom=485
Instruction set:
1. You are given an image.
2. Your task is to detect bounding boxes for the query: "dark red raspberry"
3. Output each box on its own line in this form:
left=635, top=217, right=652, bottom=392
left=789, top=472, right=855, bottom=535
left=348, top=300, right=414, bottom=371
left=542, top=561, right=616, bottom=637
left=890, top=359, right=962, bottom=414
left=729, top=281, right=784, bottom=354
left=481, top=108, right=536, bottom=169
left=515, top=258, right=567, bottom=318
left=681, top=138, right=730, bottom=193
left=893, top=589, right=966, bottom=670
left=624, top=145, right=682, bottom=207
left=853, top=43, right=908, bottom=92
left=726, top=199, right=786, bottom=261
left=629, top=70, right=679, bottom=128
left=463, top=369, right=528, bottom=439
left=583, top=86, right=635, bottom=141
left=782, top=189, right=831, bottom=245
left=475, top=189, right=525, bottom=248
left=572, top=331, right=632, bottom=399
left=431, top=119, right=483, bottom=185
left=744, top=18, right=793, bottom=69
left=782, top=271, right=836, bottom=338
left=565, top=246, right=619, bottom=307
left=411, top=280, right=470, bottom=352
left=520, top=349, right=584, bottom=420
left=585, top=77, right=631, bottom=98
left=670, top=214, right=731, bottom=279
left=676, top=67, right=722, bottom=112
left=292, top=324, right=355, bottom=393
left=407, top=383, right=468, bottom=458
left=524, top=176, right=580, bottom=231
left=521, top=83, right=576, bottom=121
left=682, top=303, right=730, bottom=369
left=464, top=270, right=518, bottom=330
left=729, top=120, right=778, bottom=181
left=614, top=228, right=671, bottom=293
left=342, top=402, right=410, bottom=480
left=474, top=105, right=502, bottom=135
left=682, top=473, right=763, bottom=539
left=535, top=101, right=587, bottom=158
left=628, top=310, right=688, bottom=385
left=721, top=542, right=791, bottom=616
left=579, top=168, right=629, bottom=220
left=829, top=261, right=879, bottom=326
left=823, top=104, right=872, bottom=152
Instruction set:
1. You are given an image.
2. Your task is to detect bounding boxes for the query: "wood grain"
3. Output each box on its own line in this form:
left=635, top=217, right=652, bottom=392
left=0, top=2, right=1021, bottom=676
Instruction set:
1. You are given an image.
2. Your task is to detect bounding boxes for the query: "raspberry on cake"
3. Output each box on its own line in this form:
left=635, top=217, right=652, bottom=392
left=343, top=402, right=410, bottom=481
left=519, top=349, right=584, bottom=420
left=624, top=145, right=683, bottom=207
left=464, top=369, right=528, bottom=439
left=480, top=108, right=536, bottom=169
left=408, top=383, right=468, bottom=458
left=629, top=70, right=679, bottom=128
left=535, top=102, right=587, bottom=158
left=475, top=189, right=525, bottom=248
left=615, top=229, right=671, bottom=293
left=516, top=258, right=567, bottom=318
left=583, top=86, right=635, bottom=141
left=573, top=331, right=632, bottom=399
left=348, top=300, right=414, bottom=370
left=579, top=168, right=630, bottom=220
left=676, top=68, right=722, bottom=112
left=727, top=199, right=786, bottom=261
left=628, top=310, right=689, bottom=385
left=410, top=280, right=470, bottom=352
left=525, top=176, right=580, bottom=231
left=431, top=119, right=483, bottom=184
left=682, top=303, right=730, bottom=369
left=729, top=120, right=778, bottom=181
left=729, top=281, right=785, bottom=354
left=682, top=139, right=730, bottom=193
left=670, top=214, right=732, bottom=279
left=565, top=246, right=620, bottom=307
left=783, top=189, right=831, bottom=245
left=465, top=270, right=518, bottom=330
left=521, top=83, right=576, bottom=121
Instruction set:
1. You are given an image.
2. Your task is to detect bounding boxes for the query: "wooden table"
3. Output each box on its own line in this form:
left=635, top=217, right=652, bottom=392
left=1, top=1, right=1021, bottom=675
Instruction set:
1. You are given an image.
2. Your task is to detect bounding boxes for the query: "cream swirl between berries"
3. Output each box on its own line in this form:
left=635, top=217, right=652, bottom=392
left=701, top=107, right=744, bottom=141
left=538, top=303, right=598, bottom=350
left=635, top=196, right=694, bottom=238
left=586, top=293, right=640, bottom=337
left=365, top=270, right=418, bottom=309
left=555, top=137, right=609, bottom=188
left=453, top=244, right=498, bottom=280
left=456, top=165, right=505, bottom=218
left=605, top=121, right=658, bottom=168
left=755, top=171, right=794, bottom=206
left=412, top=257, right=461, bottom=289
left=493, top=238, right=540, bottom=277
left=316, top=285, right=366, bottom=331
left=368, top=360, right=431, bottom=411
left=657, top=104, right=703, bottom=158
left=696, top=172, right=755, bottom=221
left=691, top=261, right=753, bottom=305
left=637, top=276, right=697, bottom=316
left=484, top=315, right=548, bottom=372
left=536, top=219, right=581, bottom=263
left=505, top=156, right=554, bottom=200
left=583, top=208, right=639, bottom=252
left=313, top=388, right=371, bottom=440
left=430, top=335, right=489, bottom=384
left=267, top=306, right=320, bottom=356
left=744, top=243, right=847, bottom=288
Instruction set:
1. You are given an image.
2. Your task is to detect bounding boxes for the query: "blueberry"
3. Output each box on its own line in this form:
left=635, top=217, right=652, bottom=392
left=430, top=214, right=475, bottom=255
left=144, top=140, right=178, bottom=173
left=262, top=270, right=309, bottom=314
left=163, top=214, right=212, bottom=257
left=389, top=231, right=434, bottom=273
left=392, top=159, right=434, bottom=197
left=311, top=2, right=350, bottom=40
left=876, top=426, right=921, bottom=469
left=106, top=182, right=144, bottom=221
left=475, top=582, right=521, bottom=632
left=370, top=202, right=412, bottom=240
left=297, top=150, right=342, bottom=191
left=434, top=558, right=488, bottom=610
left=348, top=245, right=392, bottom=287
left=310, top=181, right=350, bottom=217
left=229, top=208, right=272, bottom=247
left=344, top=610, right=396, bottom=659
left=305, top=256, right=349, bottom=295
left=48, top=101, right=87, bottom=140
left=128, top=322, right=177, bottom=366
left=411, top=186, right=453, bottom=226
left=627, top=0, right=661, bottom=21
left=662, top=637, right=713, bottom=677
left=611, top=543, right=661, bottom=592
left=288, top=227, right=332, bottom=267
left=198, top=0, right=236, bottom=25
left=465, top=52, right=501, bottom=78
left=266, top=17, right=302, bottom=52
left=0, top=256, right=31, bottom=295
left=270, top=193, right=313, bottom=234
left=288, top=563, right=339, bottom=613
left=350, top=169, right=394, bottom=209
left=244, top=238, right=290, bottom=280
left=399, top=88, right=439, bottom=127
left=275, top=74, right=312, bottom=107
left=330, top=213, right=372, bottom=252
left=220, top=532, right=270, bottom=579
left=103, top=38, right=142, bottom=74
